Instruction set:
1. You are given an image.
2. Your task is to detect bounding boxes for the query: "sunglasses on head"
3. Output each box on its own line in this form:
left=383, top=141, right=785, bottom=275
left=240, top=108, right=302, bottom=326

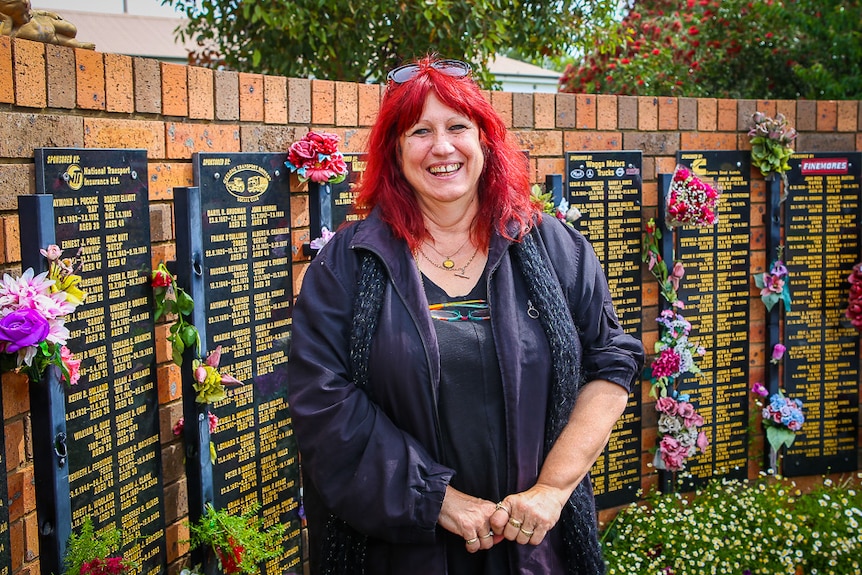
left=387, top=59, right=472, bottom=85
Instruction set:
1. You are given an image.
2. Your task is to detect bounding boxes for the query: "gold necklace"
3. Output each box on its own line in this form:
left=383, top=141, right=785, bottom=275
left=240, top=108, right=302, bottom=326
left=422, top=237, right=471, bottom=270
left=417, top=245, right=479, bottom=279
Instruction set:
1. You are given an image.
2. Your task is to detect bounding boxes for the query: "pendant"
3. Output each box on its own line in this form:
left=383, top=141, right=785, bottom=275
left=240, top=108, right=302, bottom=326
left=442, top=259, right=455, bottom=269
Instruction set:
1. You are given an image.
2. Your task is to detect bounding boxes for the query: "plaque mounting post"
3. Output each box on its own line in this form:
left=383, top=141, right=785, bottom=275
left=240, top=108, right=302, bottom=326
left=18, top=194, right=72, bottom=575
left=764, top=176, right=782, bottom=472
left=173, top=187, right=215, bottom=569
left=544, top=174, right=563, bottom=208
left=656, top=173, right=675, bottom=494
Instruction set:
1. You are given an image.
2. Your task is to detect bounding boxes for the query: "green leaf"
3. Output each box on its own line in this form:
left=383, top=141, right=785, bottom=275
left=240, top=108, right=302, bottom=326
left=176, top=290, right=195, bottom=316
left=181, top=325, right=199, bottom=347
left=766, top=425, right=796, bottom=452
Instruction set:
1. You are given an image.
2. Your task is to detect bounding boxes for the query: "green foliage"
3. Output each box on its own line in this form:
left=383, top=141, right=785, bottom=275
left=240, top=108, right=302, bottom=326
left=603, top=475, right=862, bottom=575
left=151, top=262, right=200, bottom=366
left=161, top=0, right=621, bottom=87
left=64, top=517, right=127, bottom=575
left=560, top=0, right=862, bottom=99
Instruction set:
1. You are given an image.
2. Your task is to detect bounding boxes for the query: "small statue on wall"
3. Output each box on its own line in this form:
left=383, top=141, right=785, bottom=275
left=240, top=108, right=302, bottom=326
left=0, top=0, right=95, bottom=49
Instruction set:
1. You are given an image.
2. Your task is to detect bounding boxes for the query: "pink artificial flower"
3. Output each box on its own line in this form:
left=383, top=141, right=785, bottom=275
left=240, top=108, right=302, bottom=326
left=668, top=261, right=685, bottom=291
left=655, top=396, right=678, bottom=415
left=651, top=348, right=682, bottom=379
left=751, top=381, right=769, bottom=397
left=676, top=401, right=695, bottom=421
left=770, top=343, right=786, bottom=363
left=208, top=412, right=219, bottom=433
left=696, top=431, right=710, bottom=454
left=761, top=273, right=784, bottom=296
left=60, top=346, right=81, bottom=385
left=683, top=410, right=704, bottom=429
left=172, top=417, right=184, bottom=436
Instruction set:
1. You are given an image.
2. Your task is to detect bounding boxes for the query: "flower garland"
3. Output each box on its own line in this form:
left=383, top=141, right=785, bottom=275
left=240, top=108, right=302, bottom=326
left=753, top=246, right=791, bottom=313
left=665, top=164, right=721, bottom=227
left=0, top=245, right=86, bottom=385
left=846, top=261, right=862, bottom=330
left=751, top=382, right=805, bottom=472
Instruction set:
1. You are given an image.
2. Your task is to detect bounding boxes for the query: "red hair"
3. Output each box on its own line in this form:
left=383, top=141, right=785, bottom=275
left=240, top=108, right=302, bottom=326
left=353, top=56, right=539, bottom=251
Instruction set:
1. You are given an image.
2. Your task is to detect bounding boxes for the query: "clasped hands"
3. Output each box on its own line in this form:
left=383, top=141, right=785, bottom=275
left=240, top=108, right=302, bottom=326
left=438, top=484, right=566, bottom=553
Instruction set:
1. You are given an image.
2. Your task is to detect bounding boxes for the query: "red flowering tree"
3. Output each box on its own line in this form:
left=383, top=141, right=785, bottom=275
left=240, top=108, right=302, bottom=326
left=560, top=0, right=862, bottom=99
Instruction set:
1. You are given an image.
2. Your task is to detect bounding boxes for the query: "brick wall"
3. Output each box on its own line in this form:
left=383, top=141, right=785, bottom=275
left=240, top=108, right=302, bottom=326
left=1, top=36, right=861, bottom=574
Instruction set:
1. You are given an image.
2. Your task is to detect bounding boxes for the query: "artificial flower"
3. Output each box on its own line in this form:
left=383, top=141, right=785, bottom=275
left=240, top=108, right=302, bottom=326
left=751, top=381, right=769, bottom=397
left=665, top=164, right=721, bottom=227
left=285, top=131, right=348, bottom=184
left=770, top=343, right=786, bottom=364
left=846, top=261, right=862, bottom=330
left=60, top=345, right=81, bottom=385
left=192, top=346, right=242, bottom=404
left=754, top=248, right=792, bottom=312
left=748, top=112, right=797, bottom=187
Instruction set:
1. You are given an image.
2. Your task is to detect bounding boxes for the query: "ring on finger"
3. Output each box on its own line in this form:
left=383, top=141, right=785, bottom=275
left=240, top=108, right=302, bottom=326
left=508, top=518, right=522, bottom=529
left=481, top=531, right=494, bottom=539
left=495, top=501, right=511, bottom=515
left=520, top=527, right=534, bottom=537
left=465, top=537, right=479, bottom=545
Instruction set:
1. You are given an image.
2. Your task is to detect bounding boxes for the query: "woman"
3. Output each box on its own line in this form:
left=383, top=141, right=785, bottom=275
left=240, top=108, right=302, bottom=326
left=287, top=56, right=644, bottom=575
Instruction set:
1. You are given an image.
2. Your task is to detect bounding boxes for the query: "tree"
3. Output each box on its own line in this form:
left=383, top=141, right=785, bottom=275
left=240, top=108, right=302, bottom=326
left=163, top=0, right=624, bottom=87
left=559, top=0, right=862, bottom=99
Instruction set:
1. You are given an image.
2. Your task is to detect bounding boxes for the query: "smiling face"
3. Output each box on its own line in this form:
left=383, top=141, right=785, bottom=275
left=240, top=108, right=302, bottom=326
left=398, top=91, right=484, bottom=216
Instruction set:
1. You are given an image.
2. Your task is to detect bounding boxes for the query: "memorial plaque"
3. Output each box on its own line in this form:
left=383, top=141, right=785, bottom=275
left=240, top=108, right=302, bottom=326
left=565, top=151, right=642, bottom=508
left=783, top=152, right=861, bottom=476
left=34, top=148, right=166, bottom=573
left=307, top=152, right=366, bottom=249
left=193, top=153, right=301, bottom=573
left=674, top=151, right=750, bottom=483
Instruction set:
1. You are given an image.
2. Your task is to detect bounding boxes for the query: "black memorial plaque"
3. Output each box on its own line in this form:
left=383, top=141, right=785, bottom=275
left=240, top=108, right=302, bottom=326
left=566, top=151, right=642, bottom=508
left=193, top=153, right=301, bottom=573
left=307, top=152, right=366, bottom=246
left=783, top=152, right=860, bottom=476
left=674, top=151, right=750, bottom=483
left=34, top=148, right=166, bottom=573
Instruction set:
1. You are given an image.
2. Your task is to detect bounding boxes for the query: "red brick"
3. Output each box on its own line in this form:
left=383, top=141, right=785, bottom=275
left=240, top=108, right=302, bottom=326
left=23, top=512, right=38, bottom=563
left=637, top=96, right=658, bottom=131
left=159, top=401, right=183, bottom=444
left=596, top=95, right=617, bottom=131
left=756, top=99, right=777, bottom=117
left=837, top=100, right=857, bottom=132
left=618, top=95, right=638, bottom=130
left=151, top=243, right=176, bottom=272
left=162, top=62, right=189, bottom=117
left=10, top=519, right=22, bottom=571
left=775, top=100, right=795, bottom=124
left=148, top=162, right=193, bottom=202
left=157, top=363, right=182, bottom=404
left=334, top=81, right=359, bottom=127
left=239, top=72, right=264, bottom=122
left=293, top=261, right=309, bottom=294
left=657, top=97, right=678, bottom=131
left=75, top=48, right=105, bottom=110
left=3, top=215, right=20, bottom=262
left=510, top=130, right=562, bottom=156
left=7, top=466, right=35, bottom=522
left=642, top=181, right=658, bottom=210
left=576, top=94, right=597, bottom=129
left=555, top=93, right=575, bottom=129
left=680, top=132, right=736, bottom=150
left=288, top=77, right=312, bottom=124
left=165, top=122, right=240, bottom=159
left=84, top=118, right=166, bottom=159
left=563, top=131, right=622, bottom=151
left=150, top=203, right=173, bottom=242
left=678, top=97, right=697, bottom=130
left=188, top=65, right=214, bottom=120
left=264, top=74, right=288, bottom=124
left=512, top=93, right=533, bottom=128
left=0, top=164, right=34, bottom=211
left=717, top=99, right=736, bottom=132
left=536, top=157, right=565, bottom=183
left=533, top=93, right=555, bottom=129
left=161, top=443, right=185, bottom=483
left=796, top=100, right=817, bottom=132
left=13, top=38, right=46, bottom=108
left=163, top=477, right=188, bottom=523
left=816, top=100, right=839, bottom=132
left=336, top=127, right=370, bottom=153
left=166, top=521, right=190, bottom=563
left=697, top=98, right=717, bottom=131
left=358, top=83, right=381, bottom=127
left=45, top=44, right=76, bottom=109
left=291, top=193, right=310, bottom=228
left=5, top=420, right=25, bottom=472
left=104, top=53, right=134, bottom=113
left=154, top=323, right=174, bottom=364
left=215, top=69, right=240, bottom=120
left=134, top=56, right=162, bottom=114
left=490, top=91, right=513, bottom=128
left=0, top=37, right=12, bottom=103
left=311, top=79, right=336, bottom=125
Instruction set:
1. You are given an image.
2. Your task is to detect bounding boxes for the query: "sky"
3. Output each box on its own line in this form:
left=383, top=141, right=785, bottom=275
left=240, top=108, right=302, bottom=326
left=31, top=0, right=182, bottom=17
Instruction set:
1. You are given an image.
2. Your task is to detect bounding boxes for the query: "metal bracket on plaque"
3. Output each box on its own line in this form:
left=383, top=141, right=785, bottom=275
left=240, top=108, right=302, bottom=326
left=173, top=186, right=215, bottom=570
left=18, top=194, right=71, bottom=575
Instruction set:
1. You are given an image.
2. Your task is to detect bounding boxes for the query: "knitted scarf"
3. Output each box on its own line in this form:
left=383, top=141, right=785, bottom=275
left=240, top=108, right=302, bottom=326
left=321, top=229, right=605, bottom=575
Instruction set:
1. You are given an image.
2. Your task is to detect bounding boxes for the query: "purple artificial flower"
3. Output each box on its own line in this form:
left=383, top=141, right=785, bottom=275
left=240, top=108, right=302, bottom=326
left=751, top=381, right=769, bottom=397
left=0, top=308, right=50, bottom=353
left=771, top=343, right=786, bottom=363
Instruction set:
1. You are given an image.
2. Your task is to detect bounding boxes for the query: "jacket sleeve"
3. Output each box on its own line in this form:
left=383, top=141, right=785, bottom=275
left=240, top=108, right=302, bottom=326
left=541, top=219, right=645, bottom=392
left=287, top=238, right=452, bottom=543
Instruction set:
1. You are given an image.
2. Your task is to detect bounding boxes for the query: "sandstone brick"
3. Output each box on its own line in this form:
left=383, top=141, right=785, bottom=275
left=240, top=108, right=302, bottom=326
left=311, top=79, right=335, bottom=125
left=335, top=81, right=359, bottom=127
left=13, top=38, right=46, bottom=109
left=622, top=132, right=680, bottom=156
left=7, top=465, right=35, bottom=522
left=555, top=93, right=575, bottom=129
left=159, top=401, right=184, bottom=445
left=0, top=112, right=83, bottom=158
left=681, top=132, right=736, bottom=150
left=166, top=521, right=190, bottom=563
left=795, top=100, right=817, bottom=132
left=239, top=72, right=264, bottom=122
left=104, top=53, right=134, bottom=113
left=490, top=91, right=513, bottom=128
left=214, top=69, right=240, bottom=121
left=148, top=162, right=193, bottom=202
left=796, top=132, right=856, bottom=152
left=163, top=477, right=188, bottom=523
left=188, top=65, right=214, bottom=120
left=84, top=118, right=166, bottom=159
left=5, top=419, right=24, bottom=472
left=264, top=74, right=288, bottom=125
left=134, top=56, right=162, bottom=114
left=637, top=96, right=658, bottom=131
left=510, top=130, right=562, bottom=156
left=150, top=203, right=173, bottom=242
left=0, top=37, right=12, bottom=103
left=75, top=48, right=105, bottom=110
left=0, top=164, right=35, bottom=211
left=563, top=131, right=622, bottom=151
left=533, top=92, right=555, bottom=130
left=697, top=98, right=717, bottom=131
left=157, top=363, right=182, bottom=404
left=160, top=442, right=185, bottom=484
left=737, top=99, right=756, bottom=131
left=45, top=44, right=76, bottom=109
left=165, top=122, right=240, bottom=159
left=291, top=193, right=309, bottom=228
left=3, top=215, right=20, bottom=262
left=816, top=100, right=838, bottom=132
left=837, top=100, right=857, bottom=132
left=358, top=83, right=381, bottom=127
left=288, top=77, right=312, bottom=124
left=575, top=94, right=596, bottom=129
left=657, top=97, right=678, bottom=131
left=596, top=95, right=617, bottom=131
left=162, top=62, right=189, bottom=117
left=717, top=99, right=737, bottom=132
left=678, top=97, right=697, bottom=130
left=240, top=124, right=297, bottom=153
left=617, top=95, right=638, bottom=130
left=512, top=93, right=533, bottom=128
